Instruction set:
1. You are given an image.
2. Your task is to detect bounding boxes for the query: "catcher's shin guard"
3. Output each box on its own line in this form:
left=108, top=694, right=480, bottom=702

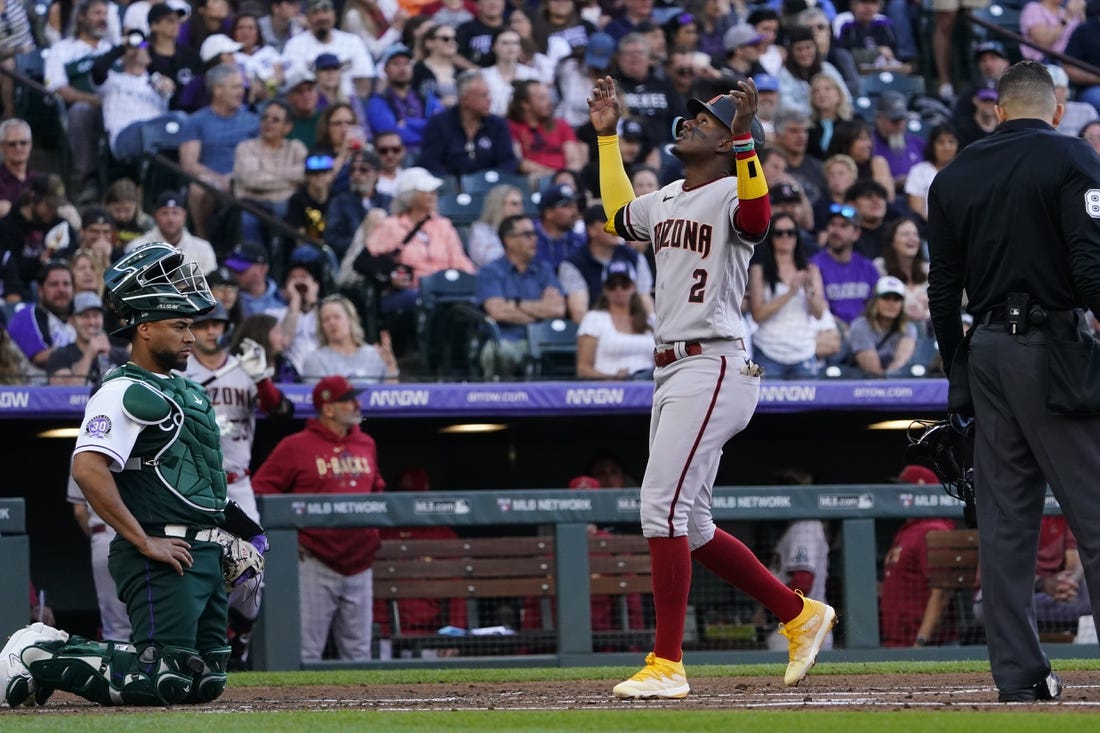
left=23, top=638, right=203, bottom=706
left=187, top=646, right=231, bottom=703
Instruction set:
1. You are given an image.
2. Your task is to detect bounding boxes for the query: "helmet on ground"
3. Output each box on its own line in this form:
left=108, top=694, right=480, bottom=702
left=105, top=242, right=217, bottom=330
left=671, top=94, right=766, bottom=150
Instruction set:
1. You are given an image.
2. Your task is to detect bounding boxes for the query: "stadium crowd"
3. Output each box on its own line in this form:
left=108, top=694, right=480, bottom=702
left=0, top=0, right=1099, bottom=384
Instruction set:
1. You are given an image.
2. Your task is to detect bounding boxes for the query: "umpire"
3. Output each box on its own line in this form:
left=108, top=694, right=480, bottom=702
left=927, top=61, right=1100, bottom=702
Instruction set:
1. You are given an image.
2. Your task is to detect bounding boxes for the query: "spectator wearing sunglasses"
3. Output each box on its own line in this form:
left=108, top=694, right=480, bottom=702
left=325, top=150, right=391, bottom=260
left=847, top=275, right=917, bottom=377
left=0, top=119, right=40, bottom=219
left=810, top=202, right=879, bottom=335
left=412, top=22, right=462, bottom=109
left=287, top=153, right=339, bottom=245
left=748, top=212, right=827, bottom=379
left=575, top=260, right=655, bottom=380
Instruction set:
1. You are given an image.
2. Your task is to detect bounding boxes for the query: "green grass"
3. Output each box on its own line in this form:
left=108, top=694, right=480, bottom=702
left=5, top=660, right=1098, bottom=732
left=0, top=711, right=1086, bottom=733
left=228, top=657, right=1100, bottom=687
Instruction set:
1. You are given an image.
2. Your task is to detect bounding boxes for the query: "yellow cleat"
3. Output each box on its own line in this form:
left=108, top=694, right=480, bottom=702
left=612, top=652, right=690, bottom=699
left=778, top=594, right=836, bottom=687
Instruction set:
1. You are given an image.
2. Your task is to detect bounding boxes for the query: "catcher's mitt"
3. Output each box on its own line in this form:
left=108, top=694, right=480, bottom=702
left=216, top=530, right=266, bottom=593
left=906, top=414, right=976, bottom=527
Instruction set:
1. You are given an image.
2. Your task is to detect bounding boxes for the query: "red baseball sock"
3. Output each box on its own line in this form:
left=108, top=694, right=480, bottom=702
left=648, top=536, right=690, bottom=662
left=692, top=528, right=804, bottom=622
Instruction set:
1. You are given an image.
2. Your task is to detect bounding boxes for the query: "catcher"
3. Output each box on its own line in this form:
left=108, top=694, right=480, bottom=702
left=0, top=243, right=265, bottom=707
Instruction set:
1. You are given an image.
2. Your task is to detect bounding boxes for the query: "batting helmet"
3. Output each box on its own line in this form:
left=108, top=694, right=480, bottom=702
left=105, top=242, right=217, bottom=331
left=671, top=94, right=766, bottom=150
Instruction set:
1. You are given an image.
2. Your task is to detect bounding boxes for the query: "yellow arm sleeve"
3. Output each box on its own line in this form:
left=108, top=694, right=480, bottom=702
left=735, top=149, right=769, bottom=201
left=597, top=135, right=636, bottom=234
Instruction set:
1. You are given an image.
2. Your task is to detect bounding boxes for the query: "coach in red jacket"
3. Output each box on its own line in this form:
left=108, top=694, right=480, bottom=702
left=253, top=375, right=386, bottom=662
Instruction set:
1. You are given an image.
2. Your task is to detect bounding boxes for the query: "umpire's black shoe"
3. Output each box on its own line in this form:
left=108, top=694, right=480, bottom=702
left=998, top=672, right=1063, bottom=702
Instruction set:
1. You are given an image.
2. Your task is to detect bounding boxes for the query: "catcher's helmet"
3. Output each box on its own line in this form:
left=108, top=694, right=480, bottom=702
left=671, top=94, right=766, bottom=150
left=105, top=242, right=217, bottom=331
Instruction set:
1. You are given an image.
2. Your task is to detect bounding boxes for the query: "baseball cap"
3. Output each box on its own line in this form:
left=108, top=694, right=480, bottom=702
left=973, top=40, right=1008, bottom=60
left=396, top=167, right=444, bottom=194
left=224, top=241, right=268, bottom=272
left=154, top=190, right=185, bottom=211
left=73, top=291, right=104, bottom=315
left=893, top=464, right=939, bottom=485
left=539, top=183, right=579, bottom=210
left=81, top=206, right=112, bottom=228
left=875, top=275, right=906, bottom=298
left=313, top=52, right=342, bottom=71
left=604, top=260, right=637, bottom=283
left=568, top=475, right=601, bottom=490
left=975, top=79, right=998, bottom=102
left=1045, top=64, right=1069, bottom=89
left=191, top=301, right=229, bottom=324
left=618, top=118, right=646, bottom=142
left=199, top=33, right=242, bottom=64
left=307, top=0, right=334, bottom=10
left=206, top=266, right=237, bottom=287
left=770, top=181, right=801, bottom=204
left=752, top=73, right=779, bottom=92
left=380, top=44, right=413, bottom=67
left=723, top=24, right=763, bottom=52
left=312, top=375, right=362, bottom=410
left=584, top=32, right=615, bottom=70
left=147, top=3, right=186, bottom=24
left=876, top=90, right=908, bottom=121
left=282, top=66, right=316, bottom=92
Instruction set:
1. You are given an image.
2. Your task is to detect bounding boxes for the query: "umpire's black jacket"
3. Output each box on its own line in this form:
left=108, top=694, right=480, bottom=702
left=927, top=117, right=1100, bottom=370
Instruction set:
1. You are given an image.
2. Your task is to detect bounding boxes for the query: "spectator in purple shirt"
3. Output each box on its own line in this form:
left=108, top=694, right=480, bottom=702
left=871, top=91, right=924, bottom=193
left=811, top=203, right=880, bottom=331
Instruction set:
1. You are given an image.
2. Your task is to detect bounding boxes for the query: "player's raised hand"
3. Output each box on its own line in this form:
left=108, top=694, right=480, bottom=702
left=587, top=76, right=621, bottom=136
left=727, top=78, right=759, bottom=137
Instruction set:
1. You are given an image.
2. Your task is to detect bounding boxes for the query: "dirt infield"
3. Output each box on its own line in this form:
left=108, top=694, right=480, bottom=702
left=12, top=670, right=1100, bottom=713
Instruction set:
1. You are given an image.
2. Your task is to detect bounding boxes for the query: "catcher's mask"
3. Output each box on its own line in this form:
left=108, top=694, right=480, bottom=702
left=105, top=242, right=216, bottom=334
left=906, top=415, right=976, bottom=527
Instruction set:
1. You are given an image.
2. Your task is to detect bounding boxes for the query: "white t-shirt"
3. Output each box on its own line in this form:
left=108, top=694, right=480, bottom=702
left=903, top=160, right=938, bottom=218
left=577, top=310, right=655, bottom=376
left=282, top=29, right=376, bottom=98
left=97, top=71, right=169, bottom=152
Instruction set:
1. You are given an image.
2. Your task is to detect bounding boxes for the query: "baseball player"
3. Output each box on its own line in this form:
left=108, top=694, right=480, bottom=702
left=184, top=302, right=293, bottom=669
left=66, top=475, right=131, bottom=643
left=0, top=243, right=263, bottom=708
left=588, top=77, right=836, bottom=699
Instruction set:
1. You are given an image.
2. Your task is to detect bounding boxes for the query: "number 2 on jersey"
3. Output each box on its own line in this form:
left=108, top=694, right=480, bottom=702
left=688, top=269, right=707, bottom=303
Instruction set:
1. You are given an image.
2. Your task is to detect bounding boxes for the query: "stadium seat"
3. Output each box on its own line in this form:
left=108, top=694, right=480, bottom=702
left=415, top=268, right=482, bottom=379
left=460, top=170, right=529, bottom=195
left=139, top=118, right=190, bottom=214
left=525, top=318, right=579, bottom=379
left=969, top=5, right=1023, bottom=60
left=858, top=71, right=926, bottom=102
left=437, top=192, right=485, bottom=228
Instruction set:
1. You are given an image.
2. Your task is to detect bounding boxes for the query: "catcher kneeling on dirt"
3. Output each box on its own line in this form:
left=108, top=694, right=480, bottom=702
left=0, top=242, right=267, bottom=708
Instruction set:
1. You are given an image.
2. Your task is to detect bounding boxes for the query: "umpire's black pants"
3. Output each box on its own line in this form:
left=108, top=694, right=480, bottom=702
left=970, top=323, right=1100, bottom=694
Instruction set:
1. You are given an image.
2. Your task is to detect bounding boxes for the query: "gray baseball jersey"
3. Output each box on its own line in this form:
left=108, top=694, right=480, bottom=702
left=772, top=520, right=829, bottom=603
left=616, top=178, right=758, bottom=344
left=184, top=355, right=258, bottom=478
